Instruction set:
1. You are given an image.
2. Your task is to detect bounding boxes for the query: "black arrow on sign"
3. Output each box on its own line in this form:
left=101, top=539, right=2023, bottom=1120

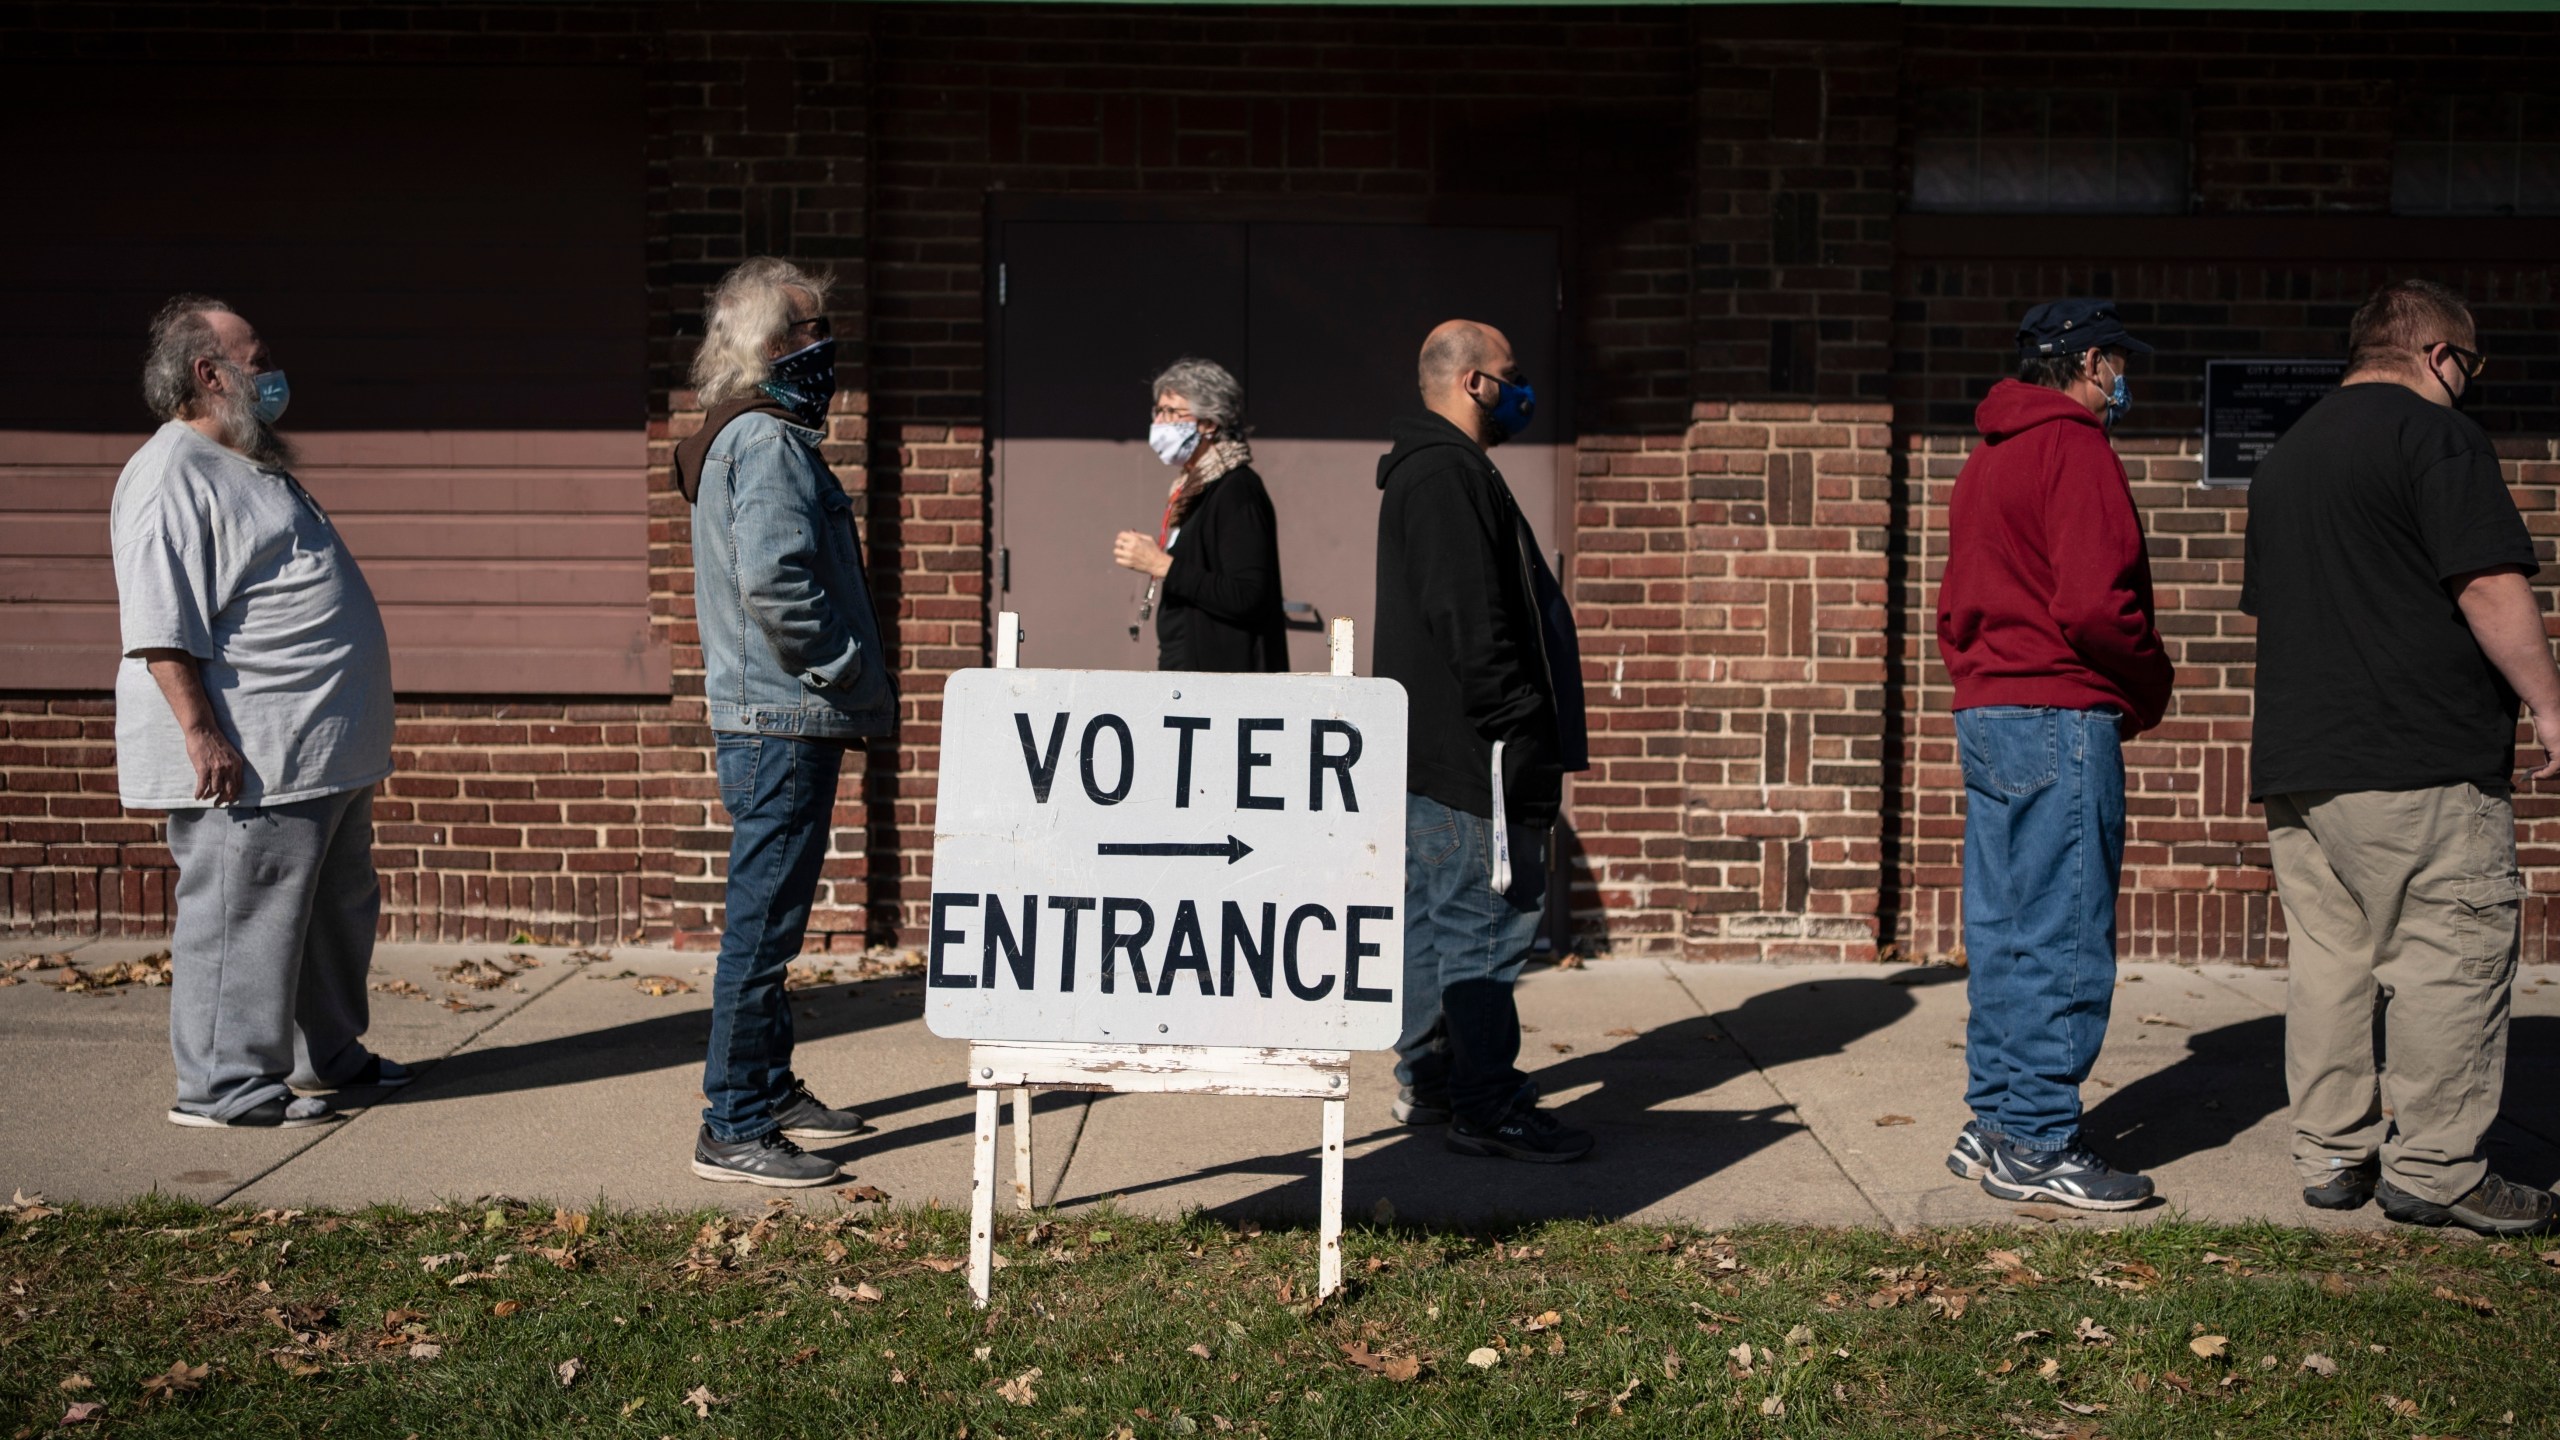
left=1097, top=836, right=1255, bottom=865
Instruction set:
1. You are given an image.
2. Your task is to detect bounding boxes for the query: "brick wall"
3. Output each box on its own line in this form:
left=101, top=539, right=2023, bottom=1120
left=1896, top=432, right=2560, bottom=968
left=7, top=3, right=2560, bottom=965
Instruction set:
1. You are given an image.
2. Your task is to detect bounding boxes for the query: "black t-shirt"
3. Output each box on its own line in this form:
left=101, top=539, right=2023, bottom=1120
left=2242, top=383, right=2537, bottom=798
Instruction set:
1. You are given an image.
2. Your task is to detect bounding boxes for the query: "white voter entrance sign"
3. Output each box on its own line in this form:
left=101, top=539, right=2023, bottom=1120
left=925, top=672, right=1406, bottom=1048
left=933, top=615, right=1405, bottom=1305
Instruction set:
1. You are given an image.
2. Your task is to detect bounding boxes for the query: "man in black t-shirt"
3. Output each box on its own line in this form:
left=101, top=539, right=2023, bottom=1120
left=2244, top=278, right=2560, bottom=1236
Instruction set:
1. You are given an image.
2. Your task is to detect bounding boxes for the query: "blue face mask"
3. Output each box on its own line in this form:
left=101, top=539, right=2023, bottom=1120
left=758, top=338, right=839, bottom=428
left=1481, top=374, right=1536, bottom=441
left=252, top=370, right=290, bottom=425
left=2100, top=369, right=2129, bottom=429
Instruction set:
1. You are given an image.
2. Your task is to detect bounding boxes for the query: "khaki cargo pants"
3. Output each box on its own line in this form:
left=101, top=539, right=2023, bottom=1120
left=2265, top=783, right=2522, bottom=1205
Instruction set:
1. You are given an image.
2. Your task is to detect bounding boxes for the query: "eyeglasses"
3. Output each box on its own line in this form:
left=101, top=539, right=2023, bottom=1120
left=786, top=314, right=833, bottom=340
left=2435, top=341, right=2487, bottom=380
left=1151, top=404, right=1195, bottom=422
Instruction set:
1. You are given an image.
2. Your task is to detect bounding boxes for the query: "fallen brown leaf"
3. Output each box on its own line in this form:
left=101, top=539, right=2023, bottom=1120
left=995, top=1367, right=1042, bottom=1405
left=1873, top=1114, right=1917, bottom=1127
left=2189, top=1334, right=2229, bottom=1360
left=1188, top=1343, right=1213, bottom=1359
left=61, top=1402, right=104, bottom=1425
left=634, top=975, right=696, bottom=997
left=2073, top=1317, right=2113, bottom=1346
left=2299, top=1353, right=2338, bottom=1377
left=2431, top=1284, right=2496, bottom=1315
left=684, top=1384, right=720, bottom=1417
left=139, top=1360, right=209, bottom=1402
left=918, top=1257, right=965, bottom=1273
left=1604, top=1027, right=1639, bottom=1037
left=555, top=1358, right=584, bottom=1387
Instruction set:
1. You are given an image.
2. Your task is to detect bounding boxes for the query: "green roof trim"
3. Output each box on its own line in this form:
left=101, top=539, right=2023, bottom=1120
left=931, top=1, right=2560, bottom=10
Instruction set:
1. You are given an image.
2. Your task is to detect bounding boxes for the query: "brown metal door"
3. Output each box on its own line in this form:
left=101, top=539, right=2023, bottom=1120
left=992, top=215, right=1567, bottom=675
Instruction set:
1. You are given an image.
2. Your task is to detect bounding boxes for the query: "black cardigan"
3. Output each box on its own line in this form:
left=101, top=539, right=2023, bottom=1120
left=1155, top=464, right=1289, bottom=673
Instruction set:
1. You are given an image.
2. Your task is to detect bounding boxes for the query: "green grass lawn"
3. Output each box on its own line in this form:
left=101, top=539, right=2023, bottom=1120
left=3, top=1192, right=2554, bottom=1438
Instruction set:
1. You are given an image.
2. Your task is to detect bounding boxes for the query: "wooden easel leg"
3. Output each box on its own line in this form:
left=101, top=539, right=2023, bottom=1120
left=970, top=1087, right=999, bottom=1308
left=1010, top=1087, right=1035, bottom=1210
left=1318, top=1096, right=1346, bottom=1298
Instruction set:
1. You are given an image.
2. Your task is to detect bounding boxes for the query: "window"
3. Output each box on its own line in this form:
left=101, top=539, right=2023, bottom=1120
left=2394, top=93, right=2560, bottom=216
left=1909, top=90, right=2188, bottom=215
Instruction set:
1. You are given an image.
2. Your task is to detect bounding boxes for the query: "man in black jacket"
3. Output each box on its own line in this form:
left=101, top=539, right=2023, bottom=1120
left=1375, top=318, right=1592, bottom=1163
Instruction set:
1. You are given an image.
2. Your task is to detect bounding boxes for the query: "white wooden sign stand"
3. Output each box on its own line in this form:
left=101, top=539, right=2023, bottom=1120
left=966, top=610, right=1357, bottom=1308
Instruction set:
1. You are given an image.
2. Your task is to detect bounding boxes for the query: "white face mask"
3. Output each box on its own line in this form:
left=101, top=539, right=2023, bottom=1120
left=1148, top=420, right=1202, bottom=468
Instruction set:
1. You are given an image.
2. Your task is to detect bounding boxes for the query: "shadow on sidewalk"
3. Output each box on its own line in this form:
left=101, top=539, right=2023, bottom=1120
left=1043, top=971, right=1935, bottom=1224
left=378, top=975, right=927, bottom=1108
left=2078, top=1012, right=2560, bottom=1189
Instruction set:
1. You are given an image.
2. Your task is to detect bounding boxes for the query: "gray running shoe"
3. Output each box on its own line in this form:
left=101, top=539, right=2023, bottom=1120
left=168, top=1095, right=337, bottom=1129
left=773, top=1080, right=868, bottom=1142
left=1390, top=1087, right=1452, bottom=1126
left=2375, top=1172, right=2557, bottom=1236
left=691, top=1127, right=842, bottom=1188
left=1945, top=1120, right=1996, bottom=1180
left=1978, top=1136, right=2154, bottom=1211
left=2302, top=1160, right=2378, bottom=1212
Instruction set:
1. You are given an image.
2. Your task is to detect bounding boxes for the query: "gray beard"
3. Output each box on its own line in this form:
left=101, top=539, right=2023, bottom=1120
left=209, top=366, right=296, bottom=469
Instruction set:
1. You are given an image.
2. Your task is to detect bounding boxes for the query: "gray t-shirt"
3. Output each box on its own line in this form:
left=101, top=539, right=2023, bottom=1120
left=110, top=422, right=394, bottom=809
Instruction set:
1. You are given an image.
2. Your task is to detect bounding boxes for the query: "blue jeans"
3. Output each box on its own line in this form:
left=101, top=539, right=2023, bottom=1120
left=703, top=733, right=844, bottom=1142
left=1957, top=705, right=2126, bottom=1152
left=1394, top=792, right=1549, bottom=1127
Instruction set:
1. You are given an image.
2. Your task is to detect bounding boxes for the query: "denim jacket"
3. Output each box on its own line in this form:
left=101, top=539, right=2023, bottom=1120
left=689, top=410, right=897, bottom=739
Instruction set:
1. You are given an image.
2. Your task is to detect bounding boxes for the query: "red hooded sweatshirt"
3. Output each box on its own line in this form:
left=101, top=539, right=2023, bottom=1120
left=1934, top=379, right=2173, bottom=732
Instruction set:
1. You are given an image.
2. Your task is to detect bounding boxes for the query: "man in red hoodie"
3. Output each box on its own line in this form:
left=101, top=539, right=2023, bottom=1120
left=1934, top=298, right=2174, bottom=1211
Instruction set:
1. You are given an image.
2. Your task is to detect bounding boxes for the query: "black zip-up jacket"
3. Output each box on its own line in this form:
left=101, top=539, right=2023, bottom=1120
left=1155, top=464, right=1289, bottom=673
left=1373, top=412, right=1586, bottom=827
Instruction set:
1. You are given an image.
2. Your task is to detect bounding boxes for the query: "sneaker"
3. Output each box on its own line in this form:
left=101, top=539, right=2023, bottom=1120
left=772, top=1080, right=868, bottom=1142
left=2302, top=1160, right=2379, bottom=1212
left=1446, top=1101, right=1594, bottom=1164
left=2374, top=1172, right=2558, bottom=1236
left=691, top=1127, right=842, bottom=1188
left=1945, top=1120, right=1997, bottom=1180
left=168, top=1094, right=338, bottom=1130
left=294, top=1055, right=413, bottom=1096
left=1391, top=1087, right=1452, bottom=1126
left=1978, top=1136, right=2154, bottom=1211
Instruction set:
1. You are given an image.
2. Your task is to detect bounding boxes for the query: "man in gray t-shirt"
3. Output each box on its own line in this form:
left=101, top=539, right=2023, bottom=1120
left=111, top=295, right=404, bottom=1129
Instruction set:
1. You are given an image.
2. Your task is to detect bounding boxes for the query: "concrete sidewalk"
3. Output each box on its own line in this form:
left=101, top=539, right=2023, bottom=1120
left=6, top=937, right=2556, bottom=1231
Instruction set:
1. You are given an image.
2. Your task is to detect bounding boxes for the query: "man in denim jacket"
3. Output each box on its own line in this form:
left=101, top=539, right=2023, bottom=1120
left=674, top=258, right=898, bottom=1186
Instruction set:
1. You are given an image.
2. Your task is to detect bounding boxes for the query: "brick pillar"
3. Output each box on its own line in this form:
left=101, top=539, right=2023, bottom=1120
left=1681, top=403, right=1894, bottom=961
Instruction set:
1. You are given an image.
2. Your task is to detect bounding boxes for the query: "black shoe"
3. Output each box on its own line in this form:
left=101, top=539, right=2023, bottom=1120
left=691, top=1127, right=842, bottom=1188
left=2375, top=1172, right=2558, bottom=1236
left=772, top=1079, right=868, bottom=1142
left=167, top=1094, right=338, bottom=1129
left=1978, top=1136, right=2154, bottom=1211
left=1391, top=1087, right=1452, bottom=1126
left=1945, top=1120, right=1996, bottom=1181
left=293, top=1055, right=414, bottom=1097
left=2302, top=1161, right=2379, bottom=1212
left=1447, top=1102, right=1593, bottom=1164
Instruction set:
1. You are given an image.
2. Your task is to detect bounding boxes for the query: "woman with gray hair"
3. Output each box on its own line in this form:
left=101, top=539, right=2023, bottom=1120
left=1111, top=357, right=1290, bottom=672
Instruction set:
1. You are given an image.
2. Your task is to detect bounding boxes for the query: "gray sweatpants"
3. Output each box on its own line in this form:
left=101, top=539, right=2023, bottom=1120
left=165, top=786, right=381, bottom=1121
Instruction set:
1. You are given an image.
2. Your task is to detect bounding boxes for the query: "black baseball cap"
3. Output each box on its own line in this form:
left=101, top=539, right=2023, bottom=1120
left=2016, top=299, right=2153, bottom=358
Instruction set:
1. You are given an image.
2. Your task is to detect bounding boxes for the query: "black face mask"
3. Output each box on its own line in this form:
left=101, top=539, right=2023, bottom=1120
left=758, top=338, right=840, bottom=427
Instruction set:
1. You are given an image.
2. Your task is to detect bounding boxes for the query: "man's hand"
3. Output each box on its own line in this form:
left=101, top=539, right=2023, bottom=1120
left=182, top=723, right=247, bottom=804
left=138, top=649, right=247, bottom=806
left=2529, top=709, right=2560, bottom=782
left=1112, top=531, right=1172, bottom=578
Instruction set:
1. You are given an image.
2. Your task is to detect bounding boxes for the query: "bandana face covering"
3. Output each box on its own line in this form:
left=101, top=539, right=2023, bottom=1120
left=758, top=338, right=839, bottom=427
